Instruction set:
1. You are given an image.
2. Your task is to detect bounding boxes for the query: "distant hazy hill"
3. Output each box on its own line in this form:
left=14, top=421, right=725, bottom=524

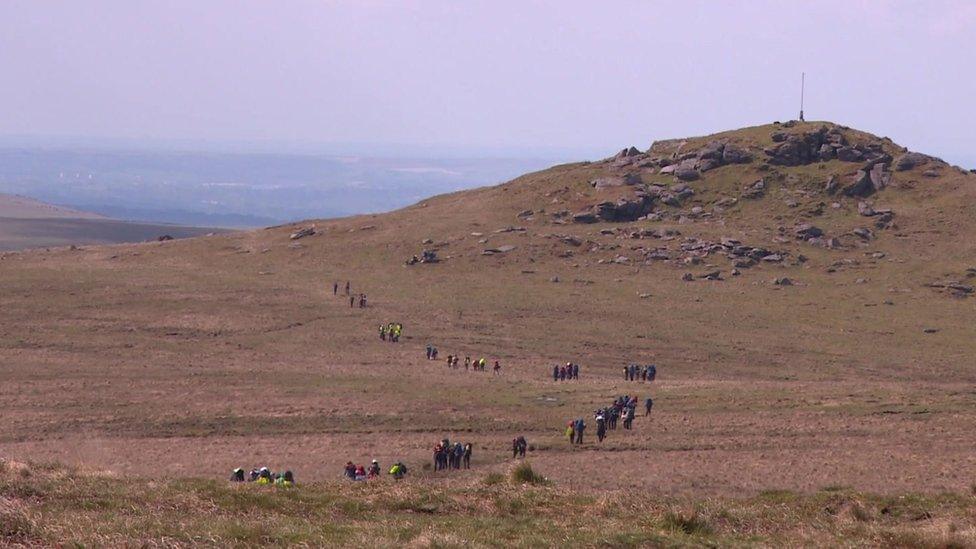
left=0, top=146, right=562, bottom=227
left=0, top=192, right=224, bottom=251
left=0, top=193, right=105, bottom=219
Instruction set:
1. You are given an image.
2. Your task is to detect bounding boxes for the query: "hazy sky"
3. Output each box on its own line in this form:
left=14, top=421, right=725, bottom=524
left=1, top=0, right=974, bottom=162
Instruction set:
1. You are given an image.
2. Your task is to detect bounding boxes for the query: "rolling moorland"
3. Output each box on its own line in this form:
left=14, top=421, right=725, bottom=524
left=1, top=121, right=975, bottom=546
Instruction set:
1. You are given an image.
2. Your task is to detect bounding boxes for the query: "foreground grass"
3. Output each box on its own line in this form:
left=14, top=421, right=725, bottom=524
left=2, top=460, right=975, bottom=547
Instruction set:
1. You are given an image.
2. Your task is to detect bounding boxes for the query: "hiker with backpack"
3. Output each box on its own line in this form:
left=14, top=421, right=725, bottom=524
left=389, top=462, right=408, bottom=480
left=453, top=442, right=465, bottom=469
left=596, top=412, right=607, bottom=443
left=574, top=418, right=586, bottom=444
left=463, top=443, right=472, bottom=469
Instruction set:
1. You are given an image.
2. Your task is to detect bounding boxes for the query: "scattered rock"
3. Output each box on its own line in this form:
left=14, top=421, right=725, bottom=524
left=926, top=281, right=974, bottom=297
left=773, top=277, right=793, bottom=286
left=824, top=176, right=839, bottom=194
left=157, top=234, right=174, bottom=242
left=422, top=238, right=434, bottom=244
left=923, top=328, right=938, bottom=334
left=591, top=174, right=641, bottom=188
left=577, top=195, right=655, bottom=223
left=742, top=179, right=766, bottom=199
left=842, top=163, right=891, bottom=198
left=572, top=212, right=598, bottom=224
left=722, top=144, right=752, bottom=164
left=483, top=245, right=517, bottom=255
left=836, top=147, right=863, bottom=162
left=681, top=273, right=695, bottom=282
left=794, top=224, right=824, bottom=240
left=894, top=152, right=931, bottom=171
left=673, top=159, right=700, bottom=181
left=875, top=212, right=895, bottom=230
left=857, top=202, right=876, bottom=216
left=699, top=270, right=722, bottom=281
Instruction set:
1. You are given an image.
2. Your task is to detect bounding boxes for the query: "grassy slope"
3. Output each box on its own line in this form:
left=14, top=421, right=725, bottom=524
left=1, top=121, right=976, bottom=545
left=2, top=460, right=975, bottom=547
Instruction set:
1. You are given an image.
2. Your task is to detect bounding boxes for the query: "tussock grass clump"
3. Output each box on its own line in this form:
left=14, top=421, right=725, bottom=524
left=849, top=500, right=873, bottom=522
left=878, top=528, right=971, bottom=549
left=510, top=462, right=548, bottom=486
left=659, top=508, right=713, bottom=536
left=483, top=472, right=505, bottom=486
left=0, top=499, right=37, bottom=542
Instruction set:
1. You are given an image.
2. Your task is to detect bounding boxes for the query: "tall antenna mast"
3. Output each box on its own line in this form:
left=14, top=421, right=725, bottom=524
left=799, top=72, right=805, bottom=122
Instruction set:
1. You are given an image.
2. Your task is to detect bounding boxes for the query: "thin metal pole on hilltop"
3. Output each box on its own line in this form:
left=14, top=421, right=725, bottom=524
left=799, top=72, right=805, bottom=122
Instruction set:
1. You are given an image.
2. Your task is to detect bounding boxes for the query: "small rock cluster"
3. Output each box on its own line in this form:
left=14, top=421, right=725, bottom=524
left=926, top=280, right=974, bottom=298
left=573, top=194, right=654, bottom=223
left=657, top=140, right=753, bottom=181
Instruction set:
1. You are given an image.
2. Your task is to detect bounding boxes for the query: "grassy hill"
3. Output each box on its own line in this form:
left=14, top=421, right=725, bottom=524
left=1, top=121, right=975, bottom=546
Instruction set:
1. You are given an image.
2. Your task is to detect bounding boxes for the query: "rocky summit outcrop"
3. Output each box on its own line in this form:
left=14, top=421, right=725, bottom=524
left=763, top=125, right=888, bottom=166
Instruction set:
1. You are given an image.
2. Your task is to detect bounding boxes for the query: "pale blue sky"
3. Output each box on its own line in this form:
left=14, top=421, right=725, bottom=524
left=1, top=0, right=974, bottom=162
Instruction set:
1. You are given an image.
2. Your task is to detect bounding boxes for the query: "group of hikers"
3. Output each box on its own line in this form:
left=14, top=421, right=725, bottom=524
left=331, top=280, right=368, bottom=308
left=425, top=344, right=440, bottom=360
left=552, top=362, right=580, bottom=381
left=344, top=459, right=408, bottom=481
left=444, top=354, right=502, bottom=374
left=565, top=394, right=654, bottom=445
left=433, top=439, right=473, bottom=470
left=379, top=322, right=403, bottom=342
left=594, top=395, right=652, bottom=441
left=230, top=466, right=295, bottom=486
left=624, top=364, right=657, bottom=382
